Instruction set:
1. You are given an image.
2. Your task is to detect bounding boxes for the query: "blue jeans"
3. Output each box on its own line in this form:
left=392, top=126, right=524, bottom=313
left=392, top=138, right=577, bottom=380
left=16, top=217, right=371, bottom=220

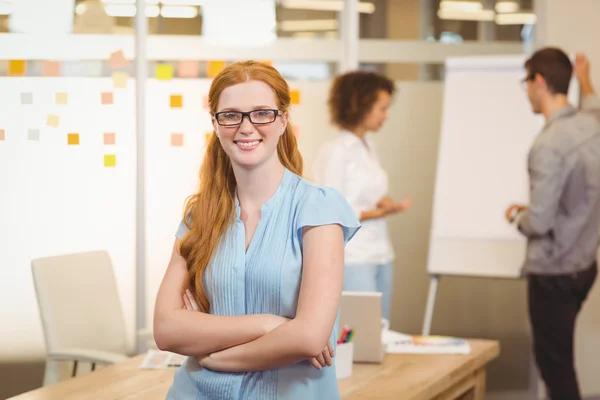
left=343, top=262, right=393, bottom=320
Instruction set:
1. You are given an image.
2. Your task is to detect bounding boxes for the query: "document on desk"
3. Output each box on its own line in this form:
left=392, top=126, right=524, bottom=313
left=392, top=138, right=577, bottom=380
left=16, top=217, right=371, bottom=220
left=139, top=350, right=187, bottom=369
left=383, top=330, right=471, bottom=355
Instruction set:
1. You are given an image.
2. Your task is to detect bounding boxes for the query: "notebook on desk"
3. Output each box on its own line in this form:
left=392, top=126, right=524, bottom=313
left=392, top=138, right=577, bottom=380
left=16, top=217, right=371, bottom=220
left=339, top=291, right=386, bottom=363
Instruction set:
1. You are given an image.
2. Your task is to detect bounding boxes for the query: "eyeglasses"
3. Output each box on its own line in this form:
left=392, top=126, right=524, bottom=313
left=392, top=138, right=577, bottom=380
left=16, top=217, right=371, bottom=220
left=213, top=109, right=282, bottom=126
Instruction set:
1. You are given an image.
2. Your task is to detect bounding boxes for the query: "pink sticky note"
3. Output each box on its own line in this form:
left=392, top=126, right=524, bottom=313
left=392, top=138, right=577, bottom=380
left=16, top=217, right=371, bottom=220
left=104, top=132, right=116, bottom=145
left=101, top=92, right=114, bottom=105
left=42, top=61, right=61, bottom=77
left=171, top=133, right=184, bottom=147
left=0, top=129, right=5, bottom=141
left=178, top=60, right=199, bottom=78
left=109, top=50, right=128, bottom=70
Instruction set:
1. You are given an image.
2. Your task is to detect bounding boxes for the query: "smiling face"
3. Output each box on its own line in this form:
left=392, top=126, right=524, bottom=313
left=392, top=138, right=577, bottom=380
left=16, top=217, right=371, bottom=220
left=212, top=80, right=288, bottom=171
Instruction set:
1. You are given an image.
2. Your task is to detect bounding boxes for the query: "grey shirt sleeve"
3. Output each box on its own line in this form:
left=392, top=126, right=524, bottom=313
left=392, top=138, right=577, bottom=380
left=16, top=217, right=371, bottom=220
left=517, top=146, right=568, bottom=238
left=581, top=94, right=600, bottom=121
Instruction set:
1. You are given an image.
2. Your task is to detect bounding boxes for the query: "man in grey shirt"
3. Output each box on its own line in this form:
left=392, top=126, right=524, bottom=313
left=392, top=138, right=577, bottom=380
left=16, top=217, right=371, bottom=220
left=505, top=49, right=600, bottom=400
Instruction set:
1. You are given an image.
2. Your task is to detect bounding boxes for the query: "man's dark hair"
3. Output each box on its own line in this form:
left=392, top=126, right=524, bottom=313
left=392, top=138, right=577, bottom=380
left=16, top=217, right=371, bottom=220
left=524, top=47, right=573, bottom=95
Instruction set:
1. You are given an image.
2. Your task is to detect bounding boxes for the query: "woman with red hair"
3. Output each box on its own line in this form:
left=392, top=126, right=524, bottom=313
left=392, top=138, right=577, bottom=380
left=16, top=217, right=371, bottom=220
left=153, top=61, right=360, bottom=399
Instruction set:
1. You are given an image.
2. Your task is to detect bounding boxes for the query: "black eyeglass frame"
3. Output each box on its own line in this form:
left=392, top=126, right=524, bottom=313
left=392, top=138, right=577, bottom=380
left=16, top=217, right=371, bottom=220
left=213, top=109, right=283, bottom=126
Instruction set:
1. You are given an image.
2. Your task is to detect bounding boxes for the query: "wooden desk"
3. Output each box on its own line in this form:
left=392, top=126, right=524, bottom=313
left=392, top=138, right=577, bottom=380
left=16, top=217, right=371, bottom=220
left=10, top=339, right=499, bottom=400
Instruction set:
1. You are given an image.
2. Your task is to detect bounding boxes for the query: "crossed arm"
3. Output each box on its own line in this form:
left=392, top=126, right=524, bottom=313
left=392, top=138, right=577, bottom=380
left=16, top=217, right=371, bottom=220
left=153, top=224, right=345, bottom=372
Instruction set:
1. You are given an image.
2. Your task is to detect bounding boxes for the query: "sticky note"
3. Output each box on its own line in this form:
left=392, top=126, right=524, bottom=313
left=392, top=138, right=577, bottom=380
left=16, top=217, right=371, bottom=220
left=28, top=129, right=40, bottom=141
left=170, top=94, right=183, bottom=108
left=42, top=61, right=61, bottom=77
left=104, top=154, right=116, bottom=167
left=290, top=90, right=301, bottom=105
left=101, top=92, right=114, bottom=105
left=46, top=115, right=60, bottom=128
left=156, top=64, right=173, bottom=80
left=292, top=124, right=301, bottom=139
left=104, top=132, right=116, bottom=145
left=21, top=92, right=33, bottom=105
left=56, top=92, right=68, bottom=105
left=112, top=71, right=128, bottom=88
left=67, top=133, right=79, bottom=145
left=207, top=61, right=226, bottom=78
left=109, top=50, right=128, bottom=70
left=9, top=60, right=26, bottom=76
left=0, top=129, right=5, bottom=141
left=202, top=94, right=209, bottom=110
left=171, top=133, right=184, bottom=147
left=260, top=60, right=273, bottom=67
left=178, top=60, right=199, bottom=78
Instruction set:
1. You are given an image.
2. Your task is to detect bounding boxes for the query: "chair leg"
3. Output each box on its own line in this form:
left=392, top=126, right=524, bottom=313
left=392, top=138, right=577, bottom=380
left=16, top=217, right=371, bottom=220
left=71, top=360, right=78, bottom=377
left=42, top=359, right=61, bottom=386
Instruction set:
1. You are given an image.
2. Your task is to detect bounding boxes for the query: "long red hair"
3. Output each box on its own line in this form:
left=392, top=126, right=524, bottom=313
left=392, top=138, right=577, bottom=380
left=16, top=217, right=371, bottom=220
left=179, top=61, right=303, bottom=313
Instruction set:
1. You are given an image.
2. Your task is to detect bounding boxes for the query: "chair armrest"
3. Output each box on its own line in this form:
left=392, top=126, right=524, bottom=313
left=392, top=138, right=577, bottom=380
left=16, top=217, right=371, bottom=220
left=48, top=348, right=129, bottom=365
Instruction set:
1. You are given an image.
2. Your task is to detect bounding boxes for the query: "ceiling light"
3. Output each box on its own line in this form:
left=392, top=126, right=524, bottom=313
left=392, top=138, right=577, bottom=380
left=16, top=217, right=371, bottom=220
left=160, top=5, right=197, bottom=18
left=281, top=0, right=375, bottom=14
left=495, top=1, right=519, bottom=13
left=495, top=12, right=536, bottom=25
left=439, top=1, right=483, bottom=13
left=437, top=8, right=495, bottom=21
left=279, top=19, right=338, bottom=31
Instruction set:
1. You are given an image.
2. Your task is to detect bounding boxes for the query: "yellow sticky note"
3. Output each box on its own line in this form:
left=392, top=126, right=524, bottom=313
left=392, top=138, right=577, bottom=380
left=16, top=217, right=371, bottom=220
left=46, top=115, right=60, bottom=128
left=104, top=154, right=116, bottom=167
left=67, top=133, right=79, bottom=145
left=156, top=64, right=173, bottom=80
left=9, top=60, right=26, bottom=76
left=170, top=94, right=183, bottom=108
left=290, top=90, right=301, bottom=105
left=260, top=60, right=273, bottom=67
left=112, top=72, right=128, bottom=88
left=207, top=61, right=226, bottom=78
left=56, top=92, right=68, bottom=105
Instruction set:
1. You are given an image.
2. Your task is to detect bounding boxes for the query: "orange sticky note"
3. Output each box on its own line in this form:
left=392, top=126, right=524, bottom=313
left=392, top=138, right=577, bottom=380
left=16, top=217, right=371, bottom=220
left=67, top=133, right=79, bottom=145
left=156, top=64, right=173, bottom=80
left=9, top=60, right=26, bottom=76
left=178, top=60, right=199, bottom=78
left=109, top=50, right=128, bottom=70
left=207, top=61, right=226, bottom=78
left=290, top=90, right=301, bottom=105
left=170, top=94, right=183, bottom=108
left=56, top=92, right=68, bottom=105
left=171, top=133, right=184, bottom=147
left=104, top=132, right=116, bottom=145
left=202, top=94, right=209, bottom=110
left=46, top=115, right=60, bottom=128
left=0, top=129, right=5, bottom=141
left=101, top=92, right=114, bottom=105
left=292, top=124, right=301, bottom=139
left=42, top=61, right=61, bottom=77
left=112, top=71, right=128, bottom=88
left=104, top=154, right=116, bottom=167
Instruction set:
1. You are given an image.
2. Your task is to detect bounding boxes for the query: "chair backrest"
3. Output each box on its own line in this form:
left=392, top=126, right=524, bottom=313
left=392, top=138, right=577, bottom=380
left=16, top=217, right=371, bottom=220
left=31, top=250, right=128, bottom=356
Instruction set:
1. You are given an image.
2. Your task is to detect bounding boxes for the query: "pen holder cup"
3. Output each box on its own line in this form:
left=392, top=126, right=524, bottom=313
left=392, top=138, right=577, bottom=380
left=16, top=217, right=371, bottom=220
left=335, top=342, right=353, bottom=379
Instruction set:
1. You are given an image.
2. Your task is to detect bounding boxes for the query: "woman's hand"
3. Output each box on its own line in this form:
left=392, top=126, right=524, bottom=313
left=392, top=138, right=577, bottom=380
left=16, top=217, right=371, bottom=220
left=183, top=289, right=335, bottom=370
left=377, top=196, right=412, bottom=215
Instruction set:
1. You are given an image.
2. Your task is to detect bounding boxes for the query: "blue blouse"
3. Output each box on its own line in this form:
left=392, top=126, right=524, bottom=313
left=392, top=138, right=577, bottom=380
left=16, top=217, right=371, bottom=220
left=166, top=168, right=361, bottom=400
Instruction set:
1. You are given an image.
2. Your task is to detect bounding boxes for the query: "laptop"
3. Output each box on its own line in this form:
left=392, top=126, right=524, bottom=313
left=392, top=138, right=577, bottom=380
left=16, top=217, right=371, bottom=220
left=339, top=291, right=386, bottom=363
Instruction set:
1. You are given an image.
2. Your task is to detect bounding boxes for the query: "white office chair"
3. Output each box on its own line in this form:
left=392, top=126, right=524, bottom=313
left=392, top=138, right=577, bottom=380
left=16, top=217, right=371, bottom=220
left=31, top=250, right=153, bottom=386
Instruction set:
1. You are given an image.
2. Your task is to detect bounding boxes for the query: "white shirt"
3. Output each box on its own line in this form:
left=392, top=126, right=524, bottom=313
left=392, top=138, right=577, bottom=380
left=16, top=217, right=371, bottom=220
left=312, top=130, right=395, bottom=264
